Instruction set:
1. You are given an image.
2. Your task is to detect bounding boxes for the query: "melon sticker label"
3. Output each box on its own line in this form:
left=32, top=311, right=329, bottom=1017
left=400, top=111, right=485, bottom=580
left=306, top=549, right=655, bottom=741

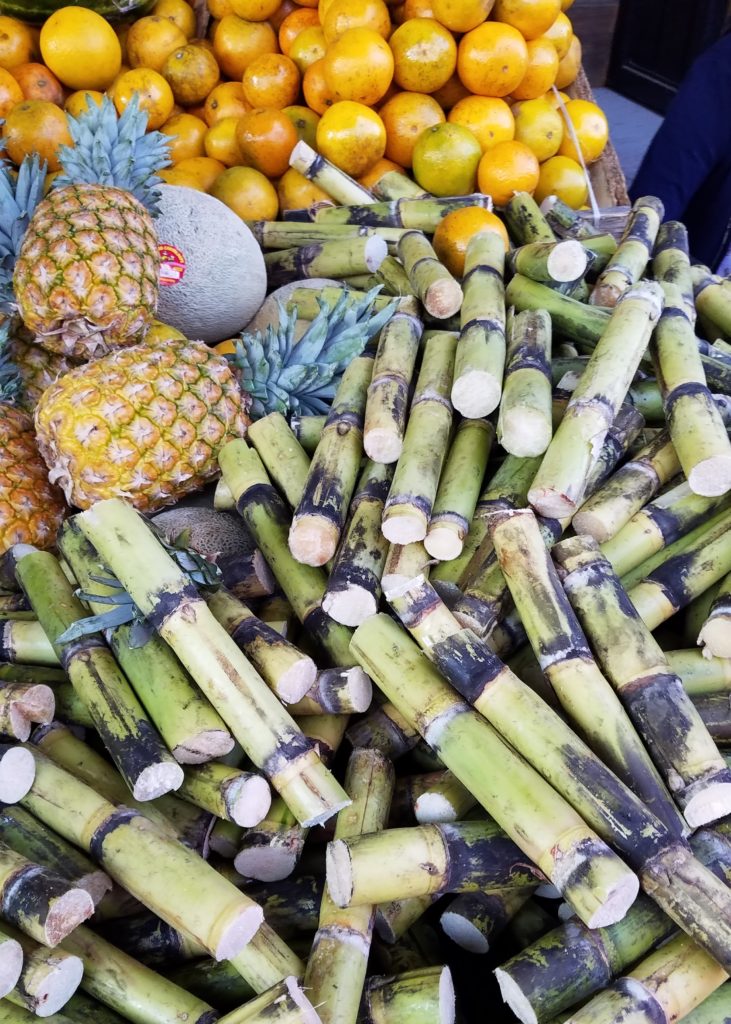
left=159, top=244, right=186, bottom=286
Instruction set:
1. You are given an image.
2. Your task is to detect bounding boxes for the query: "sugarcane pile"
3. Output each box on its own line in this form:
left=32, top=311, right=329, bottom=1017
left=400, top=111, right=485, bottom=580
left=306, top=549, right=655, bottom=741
left=1, top=183, right=731, bottom=1024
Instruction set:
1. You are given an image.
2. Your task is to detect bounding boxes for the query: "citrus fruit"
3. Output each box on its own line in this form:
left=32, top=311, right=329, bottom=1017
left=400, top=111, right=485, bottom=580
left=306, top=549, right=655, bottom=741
left=277, top=167, right=332, bottom=212
left=230, top=0, right=283, bottom=20
left=126, top=15, right=187, bottom=72
left=11, top=63, right=64, bottom=105
left=302, top=58, right=334, bottom=114
left=534, top=153, right=587, bottom=207
left=477, top=139, right=540, bottom=206
left=210, top=165, right=279, bottom=219
left=204, top=81, right=250, bottom=125
left=283, top=103, right=320, bottom=146
left=162, top=44, right=221, bottom=106
left=557, top=98, right=608, bottom=164
left=412, top=122, right=482, bottom=197
left=153, top=0, right=197, bottom=38
left=322, top=0, right=391, bottom=42
left=431, top=0, right=493, bottom=33
left=278, top=7, right=320, bottom=54
left=513, top=96, right=563, bottom=160
left=236, top=107, right=299, bottom=178
left=173, top=155, right=227, bottom=190
left=542, top=11, right=572, bottom=59
left=403, top=0, right=436, bottom=16
left=1, top=99, right=73, bottom=172
left=315, top=100, right=386, bottom=176
left=561, top=0, right=574, bottom=9
left=112, top=68, right=175, bottom=130
left=358, top=156, right=405, bottom=190
left=160, top=111, right=208, bottom=162
left=389, top=18, right=457, bottom=94
left=243, top=52, right=300, bottom=108
left=493, top=0, right=562, bottom=40
left=270, top=0, right=299, bottom=31
left=430, top=72, right=470, bottom=110
left=448, top=95, right=514, bottom=153
left=0, top=66, right=22, bottom=117
left=555, top=31, right=581, bottom=88
left=288, top=25, right=327, bottom=73
left=64, top=89, right=104, bottom=118
left=204, top=116, right=245, bottom=166
left=546, top=88, right=570, bottom=108
left=323, top=27, right=393, bottom=106
left=512, top=37, right=559, bottom=100
left=213, top=15, right=278, bottom=79
left=40, top=7, right=121, bottom=92
left=379, top=91, right=445, bottom=168
left=433, top=207, right=510, bottom=277
left=0, top=17, right=34, bottom=72
left=158, top=166, right=206, bottom=189
left=457, top=22, right=528, bottom=98
left=208, top=0, right=236, bottom=15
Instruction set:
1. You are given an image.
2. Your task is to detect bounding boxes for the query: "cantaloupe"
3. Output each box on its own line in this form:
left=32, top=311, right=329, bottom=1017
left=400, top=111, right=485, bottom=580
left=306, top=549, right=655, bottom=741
left=154, top=185, right=268, bottom=344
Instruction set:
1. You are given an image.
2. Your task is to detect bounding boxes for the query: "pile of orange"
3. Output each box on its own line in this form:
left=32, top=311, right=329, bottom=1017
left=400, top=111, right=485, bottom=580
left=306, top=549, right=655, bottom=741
left=0, top=0, right=610, bottom=225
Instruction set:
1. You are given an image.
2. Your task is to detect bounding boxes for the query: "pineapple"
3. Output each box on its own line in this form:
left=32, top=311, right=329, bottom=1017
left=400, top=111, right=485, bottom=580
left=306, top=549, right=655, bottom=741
left=12, top=97, right=170, bottom=361
left=9, top=327, right=79, bottom=411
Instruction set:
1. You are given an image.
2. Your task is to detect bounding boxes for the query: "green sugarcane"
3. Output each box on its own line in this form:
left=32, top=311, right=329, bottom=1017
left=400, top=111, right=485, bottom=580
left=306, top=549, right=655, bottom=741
left=360, top=966, right=455, bottom=1024
left=528, top=282, right=664, bottom=518
left=0, top=619, right=59, bottom=666
left=579, top=233, right=619, bottom=273
left=390, top=771, right=475, bottom=825
left=371, top=169, right=429, bottom=201
left=681, top=983, right=731, bottom=1024
left=692, top=265, right=731, bottom=337
left=397, top=231, right=463, bottom=320
left=248, top=221, right=407, bottom=249
left=653, top=220, right=696, bottom=324
left=382, top=542, right=431, bottom=593
left=363, top=312, right=423, bottom=464
left=345, top=701, right=420, bottom=761
left=208, top=818, right=242, bottom=860
left=497, top=309, right=553, bottom=458
left=715, top=339, right=731, bottom=356
left=257, top=596, right=298, bottom=639
left=425, top=420, right=494, bottom=561
left=5, top=935, right=82, bottom=1018
left=0, top=996, right=123, bottom=1024
left=167, top=960, right=255, bottom=1012
left=583, top=404, right=646, bottom=492
left=669, top=649, right=731, bottom=697
left=214, top=479, right=235, bottom=510
left=246, top=415, right=311, bottom=511
left=371, top=255, right=416, bottom=297
left=0, top=681, right=54, bottom=741
left=690, top=694, right=731, bottom=743
left=177, top=762, right=271, bottom=829
left=590, top=194, right=664, bottom=307
left=314, top=194, right=491, bottom=231
left=305, top=749, right=394, bottom=1024
left=288, top=415, right=327, bottom=457
left=286, top=287, right=419, bottom=321
left=507, top=240, right=590, bottom=284
left=701, top=351, right=731, bottom=394
left=504, top=193, right=555, bottom=244
left=697, top=570, right=731, bottom=659
left=75, top=499, right=349, bottom=829
left=289, top=355, right=373, bottom=567
left=440, top=889, right=531, bottom=955
left=374, top=895, right=438, bottom=944
left=265, top=236, right=388, bottom=289
left=322, top=459, right=393, bottom=626
left=213, top=977, right=319, bottom=1024
left=0, top=927, right=22, bottom=999
left=93, top=910, right=202, bottom=967
left=52, top=683, right=94, bottom=728
left=289, top=141, right=375, bottom=205
left=505, top=275, right=610, bottom=346
left=382, top=332, right=456, bottom=545
left=287, top=667, right=372, bottom=716
left=451, top=230, right=506, bottom=418
left=236, top=875, right=322, bottom=940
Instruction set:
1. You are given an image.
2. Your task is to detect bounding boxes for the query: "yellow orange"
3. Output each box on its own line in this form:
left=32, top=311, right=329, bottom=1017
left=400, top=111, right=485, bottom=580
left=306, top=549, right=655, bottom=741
left=546, top=88, right=570, bottom=108
left=557, top=97, right=608, bottom=164
left=323, top=27, right=393, bottom=106
left=477, top=138, right=540, bottom=206
left=243, top=52, right=300, bottom=108
left=283, top=103, right=320, bottom=146
left=173, top=155, right=227, bottom=190
left=534, top=153, right=587, bottom=207
left=208, top=0, right=235, bottom=16
left=541, top=12, right=572, bottom=59
left=64, top=89, right=104, bottom=118
left=270, top=0, right=299, bottom=31
left=288, top=25, right=326, bottom=73
left=433, top=207, right=510, bottom=277
left=322, top=0, right=391, bottom=42
left=412, top=121, right=482, bottom=197
left=430, top=72, right=470, bottom=110
left=513, top=96, right=563, bottom=160
left=204, top=116, right=245, bottom=166
left=512, top=37, right=559, bottom=101
left=302, top=58, right=334, bottom=114
left=389, top=18, right=457, bottom=95
left=315, top=100, right=386, bottom=176
left=153, top=0, right=197, bottom=38
left=160, top=111, right=208, bottom=162
left=158, top=166, right=206, bottom=189
left=230, top=0, right=283, bottom=19
left=162, top=44, right=221, bottom=106
left=357, top=156, right=405, bottom=190
left=379, top=91, right=445, bottom=168
left=493, top=0, right=562, bottom=40
left=448, top=95, right=514, bottom=153
left=457, top=22, right=528, bottom=98
left=431, top=0, right=493, bottom=33
left=112, top=68, right=175, bottom=130
left=204, top=81, right=250, bottom=125
left=278, top=7, right=320, bottom=54
left=0, top=16, right=34, bottom=71
left=40, top=7, right=121, bottom=91
left=277, top=167, right=332, bottom=212
left=402, top=0, right=435, bottom=15
left=213, top=15, right=278, bottom=79
left=1, top=99, right=72, bottom=171
left=126, top=15, right=187, bottom=72
left=211, top=165, right=279, bottom=219
left=0, top=67, right=23, bottom=118
left=236, top=107, right=298, bottom=177
left=555, top=31, right=581, bottom=89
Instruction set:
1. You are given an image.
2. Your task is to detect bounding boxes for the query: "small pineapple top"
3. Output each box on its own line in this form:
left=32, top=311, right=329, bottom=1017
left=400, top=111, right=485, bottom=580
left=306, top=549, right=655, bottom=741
left=0, top=319, right=22, bottom=406
left=0, top=156, right=47, bottom=312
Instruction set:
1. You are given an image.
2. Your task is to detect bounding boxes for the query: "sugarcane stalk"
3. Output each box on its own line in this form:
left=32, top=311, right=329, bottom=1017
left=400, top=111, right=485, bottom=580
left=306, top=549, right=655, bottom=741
left=528, top=282, right=664, bottom=517
left=0, top=681, right=54, bottom=741
left=504, top=193, right=555, bottom=244
left=360, top=966, right=455, bottom=1024
left=507, top=240, right=590, bottom=284
left=693, top=265, right=731, bottom=337
left=286, top=288, right=418, bottom=321
left=167, top=959, right=255, bottom=1011
left=690, top=694, right=731, bottom=743
left=497, top=309, right=552, bottom=458
left=391, top=771, right=475, bottom=825
left=381, top=333, right=456, bottom=545
left=374, top=895, right=438, bottom=944
left=371, top=170, right=429, bottom=201
left=0, top=593, right=28, bottom=613
left=345, top=701, right=420, bottom=760
left=669, top=649, right=731, bottom=697
left=246, top=415, right=311, bottom=511
left=265, top=237, right=388, bottom=289
left=363, top=313, right=423, bottom=464
left=382, top=542, right=431, bottom=593
left=372, top=255, right=416, bottom=297
left=397, top=231, right=463, bottom=320
left=584, top=404, right=646, bottom=493
left=314, top=194, right=491, bottom=231
left=682, top=983, right=731, bottom=1024
left=653, top=220, right=696, bottom=324
left=0, top=926, right=22, bottom=1000
left=286, top=667, right=372, bottom=716
left=289, top=141, right=375, bottom=206
left=0, top=619, right=59, bottom=666
left=176, top=762, right=271, bottom=829
left=440, top=889, right=531, bottom=955
left=76, top=499, right=349, bottom=828
left=3, top=922, right=83, bottom=1017
left=505, top=275, right=610, bottom=346
left=289, top=355, right=372, bottom=567
left=248, top=221, right=407, bottom=250
left=214, top=977, right=319, bottom=1024
left=697, top=571, right=731, bottom=659
left=589, top=195, right=664, bottom=307
left=93, top=910, right=203, bottom=967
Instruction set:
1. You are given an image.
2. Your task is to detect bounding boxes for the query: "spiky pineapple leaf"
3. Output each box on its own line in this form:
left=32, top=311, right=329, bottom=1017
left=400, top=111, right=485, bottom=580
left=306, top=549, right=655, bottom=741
left=0, top=154, right=48, bottom=311
left=0, top=318, right=23, bottom=406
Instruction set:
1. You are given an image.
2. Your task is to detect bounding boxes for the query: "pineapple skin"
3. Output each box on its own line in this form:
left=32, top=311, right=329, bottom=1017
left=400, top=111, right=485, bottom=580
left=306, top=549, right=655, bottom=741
left=9, top=330, right=79, bottom=411
left=0, top=404, right=66, bottom=555
left=35, top=339, right=251, bottom=513
left=14, top=184, right=160, bottom=362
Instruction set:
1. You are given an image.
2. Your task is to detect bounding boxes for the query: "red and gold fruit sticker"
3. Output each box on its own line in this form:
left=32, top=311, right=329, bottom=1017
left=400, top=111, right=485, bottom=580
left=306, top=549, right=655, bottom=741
left=159, top=244, right=187, bottom=286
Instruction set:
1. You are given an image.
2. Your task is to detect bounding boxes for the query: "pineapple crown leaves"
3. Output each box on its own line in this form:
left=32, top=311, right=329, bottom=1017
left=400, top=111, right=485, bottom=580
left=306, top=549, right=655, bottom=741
left=231, top=286, right=398, bottom=419
left=0, top=318, right=23, bottom=406
left=54, top=95, right=172, bottom=216
left=0, top=153, right=48, bottom=312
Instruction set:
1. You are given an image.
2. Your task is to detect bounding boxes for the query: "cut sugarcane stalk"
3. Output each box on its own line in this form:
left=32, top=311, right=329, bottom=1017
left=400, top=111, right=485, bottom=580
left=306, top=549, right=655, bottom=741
left=382, top=542, right=431, bottom=593
left=697, top=571, right=731, bottom=658
left=451, top=230, right=506, bottom=418
left=689, top=694, right=731, bottom=743
left=590, top=195, right=664, bottom=307
left=345, top=701, right=420, bottom=760
left=286, top=287, right=418, bottom=321
left=289, top=141, right=375, bottom=205
left=93, top=910, right=202, bottom=966
left=304, top=749, right=394, bottom=1024
left=177, top=762, right=271, bottom=828
left=682, top=983, right=731, bottom=1024
left=246, top=415, right=311, bottom=511
left=370, top=255, right=416, bottom=297
left=363, top=312, right=423, bottom=464
left=497, top=309, right=553, bottom=458
left=528, top=282, right=664, bottom=518
left=215, top=480, right=235, bottom=511
left=265, top=237, right=388, bottom=288
left=375, top=896, right=438, bottom=944
left=289, top=355, right=372, bottom=567
left=4, top=923, right=82, bottom=1017
left=239, top=876, right=322, bottom=939
left=554, top=534, right=731, bottom=827
left=213, top=977, right=319, bottom=1024
left=208, top=589, right=316, bottom=705
left=361, top=966, right=455, bottom=1024
left=425, top=420, right=494, bottom=561
left=350, top=614, right=640, bottom=928
left=248, top=221, right=406, bottom=249
left=233, top=798, right=305, bottom=883
left=76, top=499, right=349, bottom=828
left=391, top=771, right=475, bottom=825
left=208, top=819, right=242, bottom=860
left=382, top=332, right=456, bottom=544
left=692, top=265, right=731, bottom=337
left=505, top=193, right=555, bottom=244
left=0, top=927, right=22, bottom=999
left=322, top=460, right=393, bottom=626
left=372, top=170, right=429, bottom=201
left=584, top=405, right=646, bottom=493
left=397, top=231, right=463, bottom=319
left=167, top=960, right=254, bottom=1011
left=0, top=619, right=59, bottom=666
left=286, top=667, right=372, bottom=716
left=507, top=240, right=590, bottom=284
left=440, top=889, right=530, bottom=955
left=314, top=194, right=491, bottom=231
left=653, top=221, right=696, bottom=324
left=0, top=682, right=54, bottom=741
left=578, top=233, right=618, bottom=272
left=670, top=649, right=731, bottom=696
left=505, top=275, right=610, bottom=346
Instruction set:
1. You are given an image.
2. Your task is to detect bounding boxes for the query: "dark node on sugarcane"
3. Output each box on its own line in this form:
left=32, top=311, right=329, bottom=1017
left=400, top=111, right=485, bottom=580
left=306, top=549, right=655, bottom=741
left=1, top=861, right=94, bottom=947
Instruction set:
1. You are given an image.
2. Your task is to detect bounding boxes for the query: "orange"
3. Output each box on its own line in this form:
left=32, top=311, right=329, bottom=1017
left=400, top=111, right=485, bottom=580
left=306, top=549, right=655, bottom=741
left=113, top=68, right=175, bottom=130
left=0, top=17, right=35, bottom=71
left=493, top=0, right=562, bottom=40
left=204, top=81, right=250, bottom=125
left=358, top=156, right=404, bottom=189
left=230, top=0, right=283, bottom=19
left=534, top=153, right=587, bottom=207
left=431, top=0, right=493, bottom=33
left=283, top=103, right=320, bottom=146
left=152, top=0, right=197, bottom=37
left=173, top=155, right=227, bottom=190
left=204, top=116, right=245, bottom=165
left=379, top=91, right=445, bottom=168
left=546, top=88, right=570, bottom=108
left=40, top=7, right=121, bottom=92
left=189, top=36, right=216, bottom=53
left=541, top=12, right=572, bottom=59
left=0, top=67, right=22, bottom=118
left=126, top=15, right=187, bottom=72
left=1, top=99, right=73, bottom=171
left=448, top=96, right=514, bottom=153
left=288, top=25, right=326, bottom=73
left=402, top=0, right=435, bottom=16
left=213, top=16, right=278, bottom=79
left=296, top=0, right=319, bottom=8
left=457, top=22, right=528, bottom=98
left=512, top=37, right=559, bottom=101
left=270, top=0, right=299, bottom=31
left=412, top=122, right=482, bottom=197
left=430, top=72, right=470, bottom=110
left=278, top=7, right=320, bottom=54
left=158, top=166, right=205, bottom=189
left=323, top=27, right=393, bottom=106
left=160, top=111, right=208, bottom=161
left=557, top=98, right=608, bottom=164
left=315, top=100, right=386, bottom=176
left=302, top=58, right=334, bottom=114
left=555, top=31, right=580, bottom=89
left=277, top=167, right=332, bottom=211
left=208, top=0, right=235, bottom=16
left=11, top=63, right=64, bottom=105
left=322, top=0, right=391, bottom=43
left=236, top=107, right=298, bottom=177
left=433, top=207, right=509, bottom=277
left=389, top=18, right=456, bottom=95
left=477, top=139, right=540, bottom=206
left=162, top=44, right=220, bottom=106
left=211, top=165, right=279, bottom=219
left=64, top=89, right=104, bottom=118
left=243, top=52, right=300, bottom=108
left=513, top=96, right=563, bottom=160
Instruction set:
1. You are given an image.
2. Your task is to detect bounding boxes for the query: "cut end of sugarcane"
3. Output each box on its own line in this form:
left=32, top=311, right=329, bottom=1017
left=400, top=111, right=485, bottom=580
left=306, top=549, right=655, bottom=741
left=325, top=838, right=353, bottom=908
left=526, top=485, right=576, bottom=520
left=16, top=684, right=55, bottom=727
left=131, top=761, right=185, bottom=802
left=414, top=792, right=460, bottom=824
left=0, top=746, right=36, bottom=802
left=440, top=909, right=490, bottom=954
left=78, top=870, right=113, bottom=907
left=547, top=240, right=589, bottom=282
left=570, top=506, right=615, bottom=543
left=687, top=455, right=731, bottom=497
left=533, top=882, right=562, bottom=900
left=322, top=585, right=379, bottom=628
left=498, top=410, right=552, bottom=459
left=582, top=873, right=640, bottom=929
left=364, top=428, right=403, bottom=465
left=494, top=969, right=539, bottom=1024
left=0, top=938, right=22, bottom=999
left=364, top=235, right=389, bottom=272
left=44, top=888, right=95, bottom=946
left=381, top=508, right=429, bottom=546
left=439, top=966, right=457, bottom=1024
left=173, top=730, right=236, bottom=765
left=234, top=832, right=303, bottom=881
left=424, top=524, right=464, bottom=562
left=276, top=657, right=318, bottom=705
left=229, top=775, right=273, bottom=828
left=213, top=903, right=264, bottom=961
left=283, top=976, right=322, bottom=1024
left=288, top=516, right=341, bottom=567
left=278, top=759, right=351, bottom=828
left=589, top=282, right=622, bottom=308
left=698, top=618, right=731, bottom=660
left=451, top=372, right=501, bottom=419
left=682, top=781, right=731, bottom=829
left=424, top=278, right=463, bottom=320
left=7, top=704, right=32, bottom=741
left=33, top=952, right=84, bottom=1017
